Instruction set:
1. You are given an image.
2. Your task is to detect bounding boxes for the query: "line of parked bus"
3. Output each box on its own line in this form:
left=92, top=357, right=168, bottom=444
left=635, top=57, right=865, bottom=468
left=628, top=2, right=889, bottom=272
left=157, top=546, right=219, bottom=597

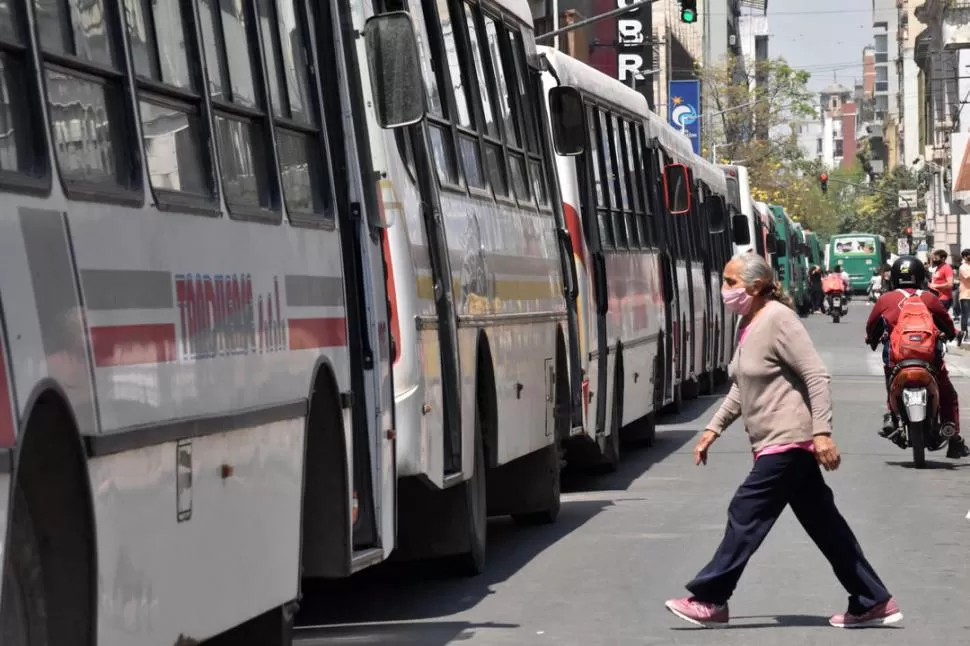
left=717, top=165, right=831, bottom=312
left=0, top=0, right=803, bottom=643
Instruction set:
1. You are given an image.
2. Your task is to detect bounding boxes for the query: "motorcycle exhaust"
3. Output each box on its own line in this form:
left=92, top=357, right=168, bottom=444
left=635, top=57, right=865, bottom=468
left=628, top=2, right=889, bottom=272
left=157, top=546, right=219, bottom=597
left=902, top=387, right=928, bottom=423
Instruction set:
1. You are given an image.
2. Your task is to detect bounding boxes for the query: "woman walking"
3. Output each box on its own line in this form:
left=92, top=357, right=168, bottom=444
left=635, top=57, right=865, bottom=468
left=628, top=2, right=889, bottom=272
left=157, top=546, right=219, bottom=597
left=664, top=254, right=901, bottom=630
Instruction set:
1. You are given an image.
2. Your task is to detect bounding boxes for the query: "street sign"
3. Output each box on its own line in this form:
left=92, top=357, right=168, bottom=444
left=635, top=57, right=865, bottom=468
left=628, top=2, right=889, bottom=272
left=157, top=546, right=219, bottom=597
left=897, top=238, right=910, bottom=255
left=898, top=189, right=917, bottom=208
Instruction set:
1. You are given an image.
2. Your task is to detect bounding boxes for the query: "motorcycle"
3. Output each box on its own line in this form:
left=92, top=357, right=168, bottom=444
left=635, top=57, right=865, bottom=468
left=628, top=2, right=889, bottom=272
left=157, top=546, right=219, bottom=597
left=827, top=291, right=848, bottom=323
left=870, top=328, right=953, bottom=469
left=886, top=354, right=953, bottom=468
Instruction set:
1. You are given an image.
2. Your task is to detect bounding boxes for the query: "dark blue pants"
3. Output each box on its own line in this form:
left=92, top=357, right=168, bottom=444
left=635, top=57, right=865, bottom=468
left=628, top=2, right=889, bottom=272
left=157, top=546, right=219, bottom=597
left=686, top=450, right=891, bottom=614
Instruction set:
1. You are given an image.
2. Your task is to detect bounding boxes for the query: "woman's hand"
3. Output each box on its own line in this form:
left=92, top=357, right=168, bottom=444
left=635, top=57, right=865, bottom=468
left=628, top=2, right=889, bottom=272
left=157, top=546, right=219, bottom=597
left=814, top=434, right=841, bottom=471
left=694, top=430, right=719, bottom=466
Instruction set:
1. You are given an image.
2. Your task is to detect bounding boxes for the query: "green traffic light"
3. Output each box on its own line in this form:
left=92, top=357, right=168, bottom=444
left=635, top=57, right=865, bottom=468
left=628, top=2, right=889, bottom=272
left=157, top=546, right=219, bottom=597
left=681, top=9, right=696, bottom=22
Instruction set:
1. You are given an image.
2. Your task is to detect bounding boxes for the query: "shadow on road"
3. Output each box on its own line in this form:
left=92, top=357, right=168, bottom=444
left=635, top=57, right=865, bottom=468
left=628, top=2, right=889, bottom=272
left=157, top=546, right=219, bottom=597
left=656, top=385, right=730, bottom=426
left=295, top=620, right=516, bottom=644
left=670, top=614, right=903, bottom=630
left=562, top=428, right=697, bottom=493
left=885, top=459, right=970, bottom=470
left=295, top=497, right=611, bottom=641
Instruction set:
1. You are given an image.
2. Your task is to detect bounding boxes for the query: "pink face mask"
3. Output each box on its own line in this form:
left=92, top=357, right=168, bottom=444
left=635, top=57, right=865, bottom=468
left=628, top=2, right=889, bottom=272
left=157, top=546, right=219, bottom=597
left=722, top=287, right=754, bottom=315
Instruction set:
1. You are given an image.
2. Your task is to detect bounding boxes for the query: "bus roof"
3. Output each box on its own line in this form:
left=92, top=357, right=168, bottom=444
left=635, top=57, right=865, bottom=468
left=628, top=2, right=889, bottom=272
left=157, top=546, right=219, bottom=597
left=642, top=110, right=727, bottom=193
left=541, top=47, right=726, bottom=195
left=539, top=47, right=648, bottom=117
left=492, top=0, right=534, bottom=26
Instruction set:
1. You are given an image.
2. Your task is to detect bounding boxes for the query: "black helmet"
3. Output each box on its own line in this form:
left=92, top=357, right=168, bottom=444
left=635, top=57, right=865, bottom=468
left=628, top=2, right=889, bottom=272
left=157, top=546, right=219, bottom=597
left=890, top=255, right=926, bottom=289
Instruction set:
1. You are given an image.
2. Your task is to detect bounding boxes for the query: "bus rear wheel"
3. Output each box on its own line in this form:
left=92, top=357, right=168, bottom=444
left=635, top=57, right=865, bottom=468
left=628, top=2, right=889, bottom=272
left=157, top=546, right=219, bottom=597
left=0, top=487, right=49, bottom=646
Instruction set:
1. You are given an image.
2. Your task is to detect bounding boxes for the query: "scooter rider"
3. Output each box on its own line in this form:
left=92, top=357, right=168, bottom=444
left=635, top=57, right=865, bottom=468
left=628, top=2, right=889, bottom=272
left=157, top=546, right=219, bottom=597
left=865, top=255, right=970, bottom=459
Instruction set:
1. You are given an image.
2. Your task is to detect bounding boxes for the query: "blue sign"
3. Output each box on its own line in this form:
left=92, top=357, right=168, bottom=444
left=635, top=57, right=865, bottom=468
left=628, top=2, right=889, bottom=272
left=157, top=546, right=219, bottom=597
left=668, top=80, right=701, bottom=155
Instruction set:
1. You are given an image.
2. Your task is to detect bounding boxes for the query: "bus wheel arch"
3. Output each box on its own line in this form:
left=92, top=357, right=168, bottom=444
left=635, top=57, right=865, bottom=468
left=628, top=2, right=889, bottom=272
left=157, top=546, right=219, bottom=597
left=300, top=358, right=351, bottom=579
left=3, top=385, right=96, bottom=646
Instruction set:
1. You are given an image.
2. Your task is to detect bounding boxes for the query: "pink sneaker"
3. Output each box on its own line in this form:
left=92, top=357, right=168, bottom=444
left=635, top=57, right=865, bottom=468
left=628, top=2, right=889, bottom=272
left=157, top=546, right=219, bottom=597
left=664, top=596, right=729, bottom=628
left=829, top=598, right=903, bottom=628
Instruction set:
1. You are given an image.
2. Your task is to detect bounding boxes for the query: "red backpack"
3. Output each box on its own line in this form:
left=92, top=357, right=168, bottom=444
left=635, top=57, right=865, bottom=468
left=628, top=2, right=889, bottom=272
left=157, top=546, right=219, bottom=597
left=888, top=290, right=939, bottom=364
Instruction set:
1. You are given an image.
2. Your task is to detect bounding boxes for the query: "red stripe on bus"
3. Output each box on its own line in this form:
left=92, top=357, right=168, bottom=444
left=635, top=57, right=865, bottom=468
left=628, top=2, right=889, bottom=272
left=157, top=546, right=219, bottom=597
left=90, top=324, right=177, bottom=367
left=288, top=317, right=348, bottom=350
left=0, top=342, right=15, bottom=447
left=562, top=203, right=586, bottom=265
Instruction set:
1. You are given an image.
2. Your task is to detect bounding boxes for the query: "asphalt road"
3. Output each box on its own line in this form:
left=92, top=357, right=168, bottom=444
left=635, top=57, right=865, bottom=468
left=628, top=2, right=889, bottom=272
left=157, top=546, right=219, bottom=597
left=294, top=302, right=970, bottom=645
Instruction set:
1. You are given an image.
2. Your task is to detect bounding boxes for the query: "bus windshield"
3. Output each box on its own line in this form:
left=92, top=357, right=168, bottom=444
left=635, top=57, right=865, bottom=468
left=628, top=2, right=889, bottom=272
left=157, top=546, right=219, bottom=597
left=829, top=234, right=886, bottom=292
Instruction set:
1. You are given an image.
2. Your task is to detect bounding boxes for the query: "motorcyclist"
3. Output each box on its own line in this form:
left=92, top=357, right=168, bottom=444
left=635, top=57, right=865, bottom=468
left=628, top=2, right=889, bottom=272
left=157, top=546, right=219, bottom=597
left=865, top=255, right=970, bottom=458
left=834, top=264, right=851, bottom=296
left=821, top=269, right=847, bottom=314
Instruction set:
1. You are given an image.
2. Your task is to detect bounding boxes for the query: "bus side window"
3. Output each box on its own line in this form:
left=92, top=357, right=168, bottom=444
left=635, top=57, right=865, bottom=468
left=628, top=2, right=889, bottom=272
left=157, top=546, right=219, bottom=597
left=410, top=0, right=460, bottom=186
left=124, top=0, right=214, bottom=205
left=598, top=110, right=626, bottom=249
left=199, top=0, right=277, bottom=215
left=483, top=15, right=532, bottom=207
left=508, top=29, right=547, bottom=207
left=633, top=124, right=656, bottom=248
left=611, top=114, right=636, bottom=249
left=587, top=105, right=612, bottom=250
left=37, top=0, right=140, bottom=195
left=621, top=120, right=645, bottom=249
left=0, top=0, right=45, bottom=184
left=257, top=0, right=331, bottom=219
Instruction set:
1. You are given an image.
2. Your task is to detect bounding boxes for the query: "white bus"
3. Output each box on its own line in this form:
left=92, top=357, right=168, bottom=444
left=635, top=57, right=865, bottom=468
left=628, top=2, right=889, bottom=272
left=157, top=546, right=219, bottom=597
left=641, top=109, right=731, bottom=401
left=357, top=0, right=567, bottom=574
left=539, top=50, right=733, bottom=469
left=539, top=48, right=666, bottom=469
left=721, top=164, right=757, bottom=255
left=0, top=0, right=400, bottom=642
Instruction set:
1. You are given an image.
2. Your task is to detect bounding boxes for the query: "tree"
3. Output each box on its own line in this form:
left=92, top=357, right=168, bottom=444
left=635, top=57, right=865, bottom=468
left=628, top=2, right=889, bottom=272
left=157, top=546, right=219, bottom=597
left=839, top=166, right=918, bottom=242
left=697, top=54, right=816, bottom=166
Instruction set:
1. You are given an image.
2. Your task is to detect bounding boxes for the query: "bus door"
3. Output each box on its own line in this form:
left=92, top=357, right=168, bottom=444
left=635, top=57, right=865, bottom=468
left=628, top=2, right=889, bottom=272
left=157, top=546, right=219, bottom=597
left=646, top=141, right=676, bottom=399
left=581, top=105, right=611, bottom=434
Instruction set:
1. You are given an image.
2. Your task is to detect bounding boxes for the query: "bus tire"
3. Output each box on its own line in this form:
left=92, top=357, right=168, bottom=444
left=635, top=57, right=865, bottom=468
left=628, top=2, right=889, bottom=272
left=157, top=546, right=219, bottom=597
left=453, top=412, right=487, bottom=576
left=0, top=487, right=48, bottom=646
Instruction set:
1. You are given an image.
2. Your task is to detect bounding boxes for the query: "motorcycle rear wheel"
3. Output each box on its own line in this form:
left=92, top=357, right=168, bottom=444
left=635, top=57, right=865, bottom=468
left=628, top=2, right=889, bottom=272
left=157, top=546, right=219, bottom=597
left=910, top=421, right=926, bottom=468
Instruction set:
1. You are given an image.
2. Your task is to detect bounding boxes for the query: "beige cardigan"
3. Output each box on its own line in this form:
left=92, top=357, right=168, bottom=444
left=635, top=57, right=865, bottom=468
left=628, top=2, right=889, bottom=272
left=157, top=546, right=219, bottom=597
left=707, top=300, right=833, bottom=451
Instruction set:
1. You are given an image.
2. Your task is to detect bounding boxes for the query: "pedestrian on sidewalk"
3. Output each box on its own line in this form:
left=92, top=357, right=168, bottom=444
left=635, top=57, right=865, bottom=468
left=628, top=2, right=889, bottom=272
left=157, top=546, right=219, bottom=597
left=665, top=253, right=902, bottom=630
left=958, top=249, right=970, bottom=346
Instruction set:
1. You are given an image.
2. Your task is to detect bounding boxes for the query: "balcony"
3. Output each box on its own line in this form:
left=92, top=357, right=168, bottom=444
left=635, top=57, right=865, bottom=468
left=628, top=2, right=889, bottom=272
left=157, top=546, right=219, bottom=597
left=916, top=0, right=970, bottom=49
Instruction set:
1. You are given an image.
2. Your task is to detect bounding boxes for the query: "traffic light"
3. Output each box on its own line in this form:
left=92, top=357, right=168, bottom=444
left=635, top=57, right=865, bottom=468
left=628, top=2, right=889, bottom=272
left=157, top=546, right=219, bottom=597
left=819, top=173, right=828, bottom=194
left=905, top=226, right=914, bottom=252
left=679, top=0, right=697, bottom=23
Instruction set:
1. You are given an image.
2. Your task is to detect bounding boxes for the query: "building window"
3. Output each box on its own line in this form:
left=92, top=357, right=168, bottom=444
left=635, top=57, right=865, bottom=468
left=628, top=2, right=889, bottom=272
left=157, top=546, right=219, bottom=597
left=834, top=139, right=843, bottom=157
left=816, top=138, right=822, bottom=154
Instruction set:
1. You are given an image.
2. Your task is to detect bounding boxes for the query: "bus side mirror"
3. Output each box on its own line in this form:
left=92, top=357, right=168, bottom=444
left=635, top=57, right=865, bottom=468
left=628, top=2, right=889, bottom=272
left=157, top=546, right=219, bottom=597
left=776, top=239, right=787, bottom=256
left=549, top=86, right=585, bottom=156
left=798, top=243, right=810, bottom=255
left=731, top=214, right=750, bottom=245
left=363, top=12, right=426, bottom=129
left=663, top=163, right=691, bottom=215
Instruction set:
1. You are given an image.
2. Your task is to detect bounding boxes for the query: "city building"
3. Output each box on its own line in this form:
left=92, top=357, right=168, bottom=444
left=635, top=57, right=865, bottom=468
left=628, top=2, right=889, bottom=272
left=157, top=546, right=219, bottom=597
left=913, top=0, right=970, bottom=255
left=873, top=0, right=900, bottom=123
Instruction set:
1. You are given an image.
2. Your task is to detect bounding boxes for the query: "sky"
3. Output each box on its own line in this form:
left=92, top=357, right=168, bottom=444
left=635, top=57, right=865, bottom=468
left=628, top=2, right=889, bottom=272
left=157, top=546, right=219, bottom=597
left=758, top=0, right=874, bottom=92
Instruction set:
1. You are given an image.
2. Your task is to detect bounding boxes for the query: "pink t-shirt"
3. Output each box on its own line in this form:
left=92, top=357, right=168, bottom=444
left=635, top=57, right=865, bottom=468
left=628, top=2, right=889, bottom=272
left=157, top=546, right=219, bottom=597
left=738, top=324, right=815, bottom=461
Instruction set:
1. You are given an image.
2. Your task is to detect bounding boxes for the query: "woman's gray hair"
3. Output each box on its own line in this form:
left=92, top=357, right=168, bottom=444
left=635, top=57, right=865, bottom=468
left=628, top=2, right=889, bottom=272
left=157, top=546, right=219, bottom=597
left=732, top=252, right=773, bottom=288
left=730, top=252, right=794, bottom=309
